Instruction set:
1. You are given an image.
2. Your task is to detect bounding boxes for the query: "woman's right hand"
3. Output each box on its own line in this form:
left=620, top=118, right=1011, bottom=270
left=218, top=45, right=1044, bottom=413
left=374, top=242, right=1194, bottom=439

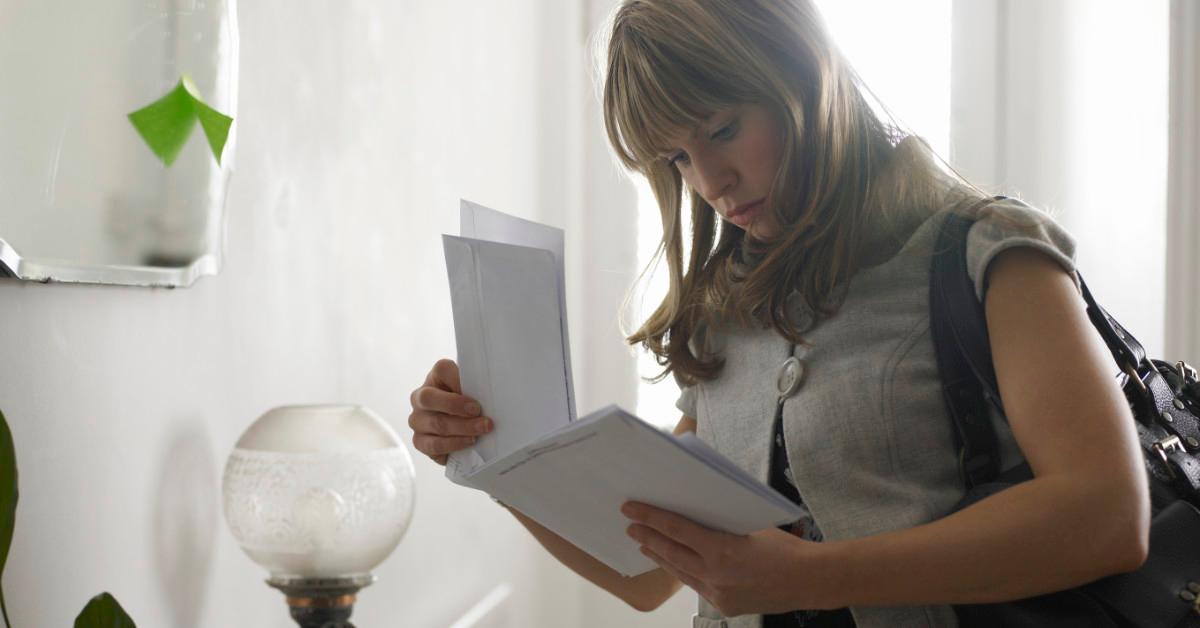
left=408, top=359, right=493, bottom=465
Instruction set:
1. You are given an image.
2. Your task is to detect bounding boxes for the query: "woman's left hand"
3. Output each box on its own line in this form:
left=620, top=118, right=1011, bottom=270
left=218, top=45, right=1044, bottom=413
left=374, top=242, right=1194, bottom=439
left=622, top=501, right=828, bottom=616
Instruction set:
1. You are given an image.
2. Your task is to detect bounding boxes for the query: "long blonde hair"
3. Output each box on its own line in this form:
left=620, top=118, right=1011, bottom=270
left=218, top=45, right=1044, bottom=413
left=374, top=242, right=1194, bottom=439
left=602, top=0, right=983, bottom=385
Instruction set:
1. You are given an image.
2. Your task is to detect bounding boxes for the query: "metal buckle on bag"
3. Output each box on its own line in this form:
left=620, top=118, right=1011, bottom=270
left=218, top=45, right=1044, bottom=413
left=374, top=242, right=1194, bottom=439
left=1154, top=435, right=1185, bottom=474
left=1178, top=361, right=1199, bottom=384
left=1122, top=362, right=1149, bottom=396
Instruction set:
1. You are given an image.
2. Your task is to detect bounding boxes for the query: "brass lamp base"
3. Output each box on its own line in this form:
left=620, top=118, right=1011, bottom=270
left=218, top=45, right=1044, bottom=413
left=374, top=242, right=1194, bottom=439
left=266, top=574, right=376, bottom=628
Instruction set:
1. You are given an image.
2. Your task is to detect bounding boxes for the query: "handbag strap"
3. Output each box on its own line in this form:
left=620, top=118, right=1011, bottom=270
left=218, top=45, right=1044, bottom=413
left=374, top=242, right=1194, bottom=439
left=929, top=198, right=1005, bottom=488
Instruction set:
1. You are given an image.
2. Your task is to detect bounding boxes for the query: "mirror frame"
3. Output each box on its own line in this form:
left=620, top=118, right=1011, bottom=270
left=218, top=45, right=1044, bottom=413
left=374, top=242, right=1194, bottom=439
left=0, top=0, right=238, bottom=288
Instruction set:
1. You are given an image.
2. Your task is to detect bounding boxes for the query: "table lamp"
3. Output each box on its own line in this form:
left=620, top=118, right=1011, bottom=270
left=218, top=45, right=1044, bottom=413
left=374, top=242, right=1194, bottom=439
left=222, top=404, right=416, bottom=627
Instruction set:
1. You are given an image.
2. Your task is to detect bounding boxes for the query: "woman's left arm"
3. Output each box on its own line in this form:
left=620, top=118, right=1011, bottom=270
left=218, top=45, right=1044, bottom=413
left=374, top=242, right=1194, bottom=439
left=624, top=247, right=1150, bottom=615
left=815, top=247, right=1150, bottom=607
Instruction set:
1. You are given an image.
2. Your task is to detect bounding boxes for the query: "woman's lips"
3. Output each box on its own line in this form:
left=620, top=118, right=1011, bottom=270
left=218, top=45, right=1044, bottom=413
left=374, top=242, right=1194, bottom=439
left=727, top=200, right=764, bottom=227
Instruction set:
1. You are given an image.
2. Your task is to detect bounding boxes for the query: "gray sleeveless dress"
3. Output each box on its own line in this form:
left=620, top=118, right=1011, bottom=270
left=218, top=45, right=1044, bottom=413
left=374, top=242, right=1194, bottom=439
left=675, top=198, right=1078, bottom=628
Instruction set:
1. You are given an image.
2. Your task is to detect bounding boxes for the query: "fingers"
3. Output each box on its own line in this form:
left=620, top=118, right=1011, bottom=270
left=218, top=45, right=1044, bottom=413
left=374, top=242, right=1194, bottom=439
left=628, top=523, right=707, bottom=577
left=411, top=385, right=482, bottom=417
left=409, top=409, right=492, bottom=437
left=408, top=407, right=492, bottom=461
left=622, top=501, right=718, bottom=556
left=425, top=358, right=462, bottom=394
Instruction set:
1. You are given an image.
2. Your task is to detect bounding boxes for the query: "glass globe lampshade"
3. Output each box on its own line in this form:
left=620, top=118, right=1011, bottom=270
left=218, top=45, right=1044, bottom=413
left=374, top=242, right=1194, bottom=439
left=222, top=404, right=416, bottom=627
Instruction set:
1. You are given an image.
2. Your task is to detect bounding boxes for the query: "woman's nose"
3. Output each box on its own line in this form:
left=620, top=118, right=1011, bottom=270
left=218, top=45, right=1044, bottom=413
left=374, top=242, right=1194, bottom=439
left=690, top=156, right=735, bottom=203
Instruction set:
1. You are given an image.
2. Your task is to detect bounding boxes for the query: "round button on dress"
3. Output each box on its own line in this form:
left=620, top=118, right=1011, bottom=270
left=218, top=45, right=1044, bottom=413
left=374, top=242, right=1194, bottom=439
left=777, top=356, right=806, bottom=399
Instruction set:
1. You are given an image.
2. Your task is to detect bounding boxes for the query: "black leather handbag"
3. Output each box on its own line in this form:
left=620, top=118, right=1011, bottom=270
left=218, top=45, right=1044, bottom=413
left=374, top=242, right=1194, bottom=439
left=929, top=199, right=1200, bottom=628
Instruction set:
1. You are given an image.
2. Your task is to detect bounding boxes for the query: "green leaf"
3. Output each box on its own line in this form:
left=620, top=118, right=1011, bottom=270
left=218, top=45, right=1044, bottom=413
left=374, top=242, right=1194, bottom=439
left=0, top=408, right=17, bottom=596
left=74, top=592, right=136, bottom=628
left=127, top=81, right=197, bottom=167
left=194, top=100, right=233, bottom=165
left=127, top=76, right=234, bottom=167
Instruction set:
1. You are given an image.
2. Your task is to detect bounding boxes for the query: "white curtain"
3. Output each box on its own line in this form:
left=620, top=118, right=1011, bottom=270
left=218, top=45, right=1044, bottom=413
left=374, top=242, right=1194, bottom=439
left=952, top=0, right=1171, bottom=357
left=1166, top=0, right=1200, bottom=364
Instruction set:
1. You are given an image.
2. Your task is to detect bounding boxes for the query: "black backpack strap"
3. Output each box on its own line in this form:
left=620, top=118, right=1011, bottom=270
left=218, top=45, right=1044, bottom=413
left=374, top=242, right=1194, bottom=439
left=1080, top=279, right=1146, bottom=371
left=930, top=199, right=1006, bottom=489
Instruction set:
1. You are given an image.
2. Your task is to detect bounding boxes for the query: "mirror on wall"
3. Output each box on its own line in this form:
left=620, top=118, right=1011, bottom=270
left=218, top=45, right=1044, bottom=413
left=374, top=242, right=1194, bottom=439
left=0, top=0, right=238, bottom=287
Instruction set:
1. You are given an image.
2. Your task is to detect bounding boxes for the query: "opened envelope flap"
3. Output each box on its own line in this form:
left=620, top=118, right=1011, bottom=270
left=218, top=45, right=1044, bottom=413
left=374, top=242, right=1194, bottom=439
left=443, top=235, right=572, bottom=471
left=442, top=236, right=489, bottom=483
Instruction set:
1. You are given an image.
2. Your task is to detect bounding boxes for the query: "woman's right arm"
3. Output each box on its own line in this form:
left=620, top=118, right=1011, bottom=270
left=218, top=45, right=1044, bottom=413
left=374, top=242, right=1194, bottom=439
left=408, top=359, right=690, bottom=612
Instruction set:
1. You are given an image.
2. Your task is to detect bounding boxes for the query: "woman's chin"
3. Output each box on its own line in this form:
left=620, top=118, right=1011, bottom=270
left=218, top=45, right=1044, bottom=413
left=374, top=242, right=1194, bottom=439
left=746, top=220, right=780, bottom=241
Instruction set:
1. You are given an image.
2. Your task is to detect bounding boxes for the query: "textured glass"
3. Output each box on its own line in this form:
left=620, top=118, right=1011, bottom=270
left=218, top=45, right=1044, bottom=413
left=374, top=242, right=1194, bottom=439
left=222, top=447, right=415, bottom=577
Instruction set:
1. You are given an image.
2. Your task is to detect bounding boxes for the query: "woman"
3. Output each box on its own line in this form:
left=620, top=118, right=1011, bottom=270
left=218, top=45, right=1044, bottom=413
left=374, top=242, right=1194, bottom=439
left=408, top=1, right=1149, bottom=626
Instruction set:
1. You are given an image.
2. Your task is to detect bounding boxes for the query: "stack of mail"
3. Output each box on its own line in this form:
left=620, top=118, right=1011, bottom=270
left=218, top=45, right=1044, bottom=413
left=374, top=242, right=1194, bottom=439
left=442, top=200, right=802, bottom=576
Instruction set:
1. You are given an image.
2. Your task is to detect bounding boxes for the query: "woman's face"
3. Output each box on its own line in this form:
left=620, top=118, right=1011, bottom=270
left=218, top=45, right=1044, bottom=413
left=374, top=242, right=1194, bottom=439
left=661, top=103, right=785, bottom=240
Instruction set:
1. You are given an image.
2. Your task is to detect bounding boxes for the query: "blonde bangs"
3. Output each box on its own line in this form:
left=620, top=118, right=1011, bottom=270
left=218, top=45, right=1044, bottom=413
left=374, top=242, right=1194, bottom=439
left=603, top=3, right=759, bottom=171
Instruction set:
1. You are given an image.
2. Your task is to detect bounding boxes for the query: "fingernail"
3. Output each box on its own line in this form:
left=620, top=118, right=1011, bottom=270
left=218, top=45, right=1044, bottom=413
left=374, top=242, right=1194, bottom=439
left=465, top=402, right=482, bottom=416
left=475, top=418, right=491, bottom=433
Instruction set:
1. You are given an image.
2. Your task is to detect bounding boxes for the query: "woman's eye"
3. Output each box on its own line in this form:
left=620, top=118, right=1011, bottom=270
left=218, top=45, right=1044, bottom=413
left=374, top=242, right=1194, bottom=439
left=669, top=153, right=691, bottom=167
left=712, top=121, right=739, bottom=141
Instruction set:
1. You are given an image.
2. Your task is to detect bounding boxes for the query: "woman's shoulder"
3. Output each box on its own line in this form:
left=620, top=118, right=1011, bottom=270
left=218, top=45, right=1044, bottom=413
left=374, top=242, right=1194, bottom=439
left=960, top=197, right=1078, bottom=303
left=865, top=193, right=1078, bottom=305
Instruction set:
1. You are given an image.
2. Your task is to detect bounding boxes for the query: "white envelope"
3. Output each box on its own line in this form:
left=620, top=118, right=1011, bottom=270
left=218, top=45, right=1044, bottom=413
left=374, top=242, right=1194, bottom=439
left=466, top=405, right=804, bottom=576
left=459, top=200, right=575, bottom=422
left=442, top=235, right=572, bottom=478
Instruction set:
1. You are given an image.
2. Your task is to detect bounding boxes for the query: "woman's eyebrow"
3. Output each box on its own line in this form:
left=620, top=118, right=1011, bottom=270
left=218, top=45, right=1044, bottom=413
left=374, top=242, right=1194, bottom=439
left=657, top=115, right=730, bottom=156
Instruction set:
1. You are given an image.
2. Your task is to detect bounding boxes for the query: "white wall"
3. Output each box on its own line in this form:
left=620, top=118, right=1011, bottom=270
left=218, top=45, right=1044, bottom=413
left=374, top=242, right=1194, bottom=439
left=0, top=1, right=691, bottom=626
